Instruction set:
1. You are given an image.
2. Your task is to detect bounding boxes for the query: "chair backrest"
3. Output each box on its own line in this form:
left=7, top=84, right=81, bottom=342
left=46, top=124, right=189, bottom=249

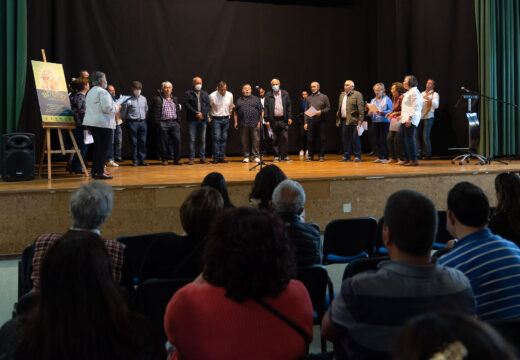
left=488, top=318, right=520, bottom=355
left=116, top=232, right=177, bottom=284
left=134, top=278, right=193, bottom=344
left=436, top=211, right=452, bottom=245
left=297, top=265, right=329, bottom=321
left=18, top=242, right=35, bottom=299
left=323, top=217, right=376, bottom=264
left=342, top=256, right=390, bottom=281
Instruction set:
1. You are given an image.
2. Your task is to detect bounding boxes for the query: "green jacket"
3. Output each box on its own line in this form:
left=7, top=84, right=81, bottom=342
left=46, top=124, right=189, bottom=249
left=336, top=90, right=364, bottom=126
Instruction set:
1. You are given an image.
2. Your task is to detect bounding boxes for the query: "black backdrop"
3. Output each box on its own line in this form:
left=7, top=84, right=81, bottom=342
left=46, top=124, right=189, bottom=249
left=19, top=0, right=478, bottom=158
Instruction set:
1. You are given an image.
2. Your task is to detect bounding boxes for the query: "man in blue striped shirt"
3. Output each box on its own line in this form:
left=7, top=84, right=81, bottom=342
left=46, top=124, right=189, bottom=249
left=439, top=182, right=520, bottom=321
left=322, top=190, right=475, bottom=359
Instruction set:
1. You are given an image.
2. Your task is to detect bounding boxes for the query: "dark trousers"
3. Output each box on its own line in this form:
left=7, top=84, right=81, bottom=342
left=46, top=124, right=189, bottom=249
left=374, top=122, right=390, bottom=160
left=71, top=125, right=89, bottom=172
left=387, top=130, right=403, bottom=160
left=159, top=120, right=181, bottom=162
left=271, top=118, right=288, bottom=158
left=89, top=126, right=112, bottom=175
left=416, top=117, right=435, bottom=157
left=307, top=119, right=326, bottom=158
left=343, top=124, right=361, bottom=159
left=126, top=120, right=147, bottom=162
left=211, top=116, right=229, bottom=160
left=240, top=126, right=260, bottom=158
left=399, top=123, right=417, bottom=161
left=188, top=120, right=207, bottom=160
left=107, top=124, right=122, bottom=160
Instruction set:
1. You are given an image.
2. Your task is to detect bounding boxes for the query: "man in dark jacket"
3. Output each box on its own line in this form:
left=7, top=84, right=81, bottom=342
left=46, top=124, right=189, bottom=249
left=263, top=79, right=293, bottom=162
left=272, top=179, right=322, bottom=267
left=151, top=81, right=182, bottom=165
left=184, top=77, right=211, bottom=165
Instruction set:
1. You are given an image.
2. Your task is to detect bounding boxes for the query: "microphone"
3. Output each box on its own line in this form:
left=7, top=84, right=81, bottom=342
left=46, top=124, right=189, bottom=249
left=461, top=86, right=470, bottom=93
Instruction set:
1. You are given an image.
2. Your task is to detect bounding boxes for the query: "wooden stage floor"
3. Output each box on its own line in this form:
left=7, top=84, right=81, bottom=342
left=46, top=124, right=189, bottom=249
left=1, top=154, right=518, bottom=193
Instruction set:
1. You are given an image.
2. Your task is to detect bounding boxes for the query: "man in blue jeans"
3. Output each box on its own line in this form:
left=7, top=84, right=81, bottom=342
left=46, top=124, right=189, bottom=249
left=416, top=78, right=439, bottom=160
left=121, top=81, right=149, bottom=166
left=209, top=81, right=234, bottom=163
left=185, top=77, right=211, bottom=165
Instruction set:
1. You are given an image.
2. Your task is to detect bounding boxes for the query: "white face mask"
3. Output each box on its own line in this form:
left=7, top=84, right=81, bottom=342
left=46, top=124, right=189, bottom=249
left=133, top=89, right=141, bottom=97
left=272, top=85, right=280, bottom=92
left=103, top=80, right=108, bottom=89
left=194, top=84, right=202, bottom=91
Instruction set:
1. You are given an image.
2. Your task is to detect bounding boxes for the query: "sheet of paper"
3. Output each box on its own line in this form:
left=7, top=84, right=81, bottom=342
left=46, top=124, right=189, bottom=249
left=362, top=121, right=368, bottom=130
left=357, top=124, right=365, bottom=136
left=115, top=95, right=131, bottom=106
left=84, top=130, right=94, bottom=144
left=304, top=106, right=319, bottom=117
left=367, top=103, right=379, bottom=114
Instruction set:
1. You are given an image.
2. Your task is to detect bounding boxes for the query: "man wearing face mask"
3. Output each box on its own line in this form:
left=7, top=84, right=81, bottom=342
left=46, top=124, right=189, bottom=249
left=304, top=82, right=331, bottom=161
left=151, top=81, right=183, bottom=166
left=264, top=79, right=293, bottom=162
left=121, top=81, right=149, bottom=166
left=234, top=84, right=262, bottom=163
left=209, top=81, right=234, bottom=163
left=185, top=77, right=211, bottom=165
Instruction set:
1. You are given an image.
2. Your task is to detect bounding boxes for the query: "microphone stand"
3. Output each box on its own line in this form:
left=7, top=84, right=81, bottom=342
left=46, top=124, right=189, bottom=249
left=461, top=87, right=518, bottom=165
left=250, top=115, right=267, bottom=171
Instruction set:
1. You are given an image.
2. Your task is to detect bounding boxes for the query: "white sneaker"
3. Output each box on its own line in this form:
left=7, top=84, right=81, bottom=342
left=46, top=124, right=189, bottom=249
left=380, top=159, right=390, bottom=164
left=242, top=157, right=250, bottom=163
left=274, top=157, right=280, bottom=162
left=253, top=157, right=261, bottom=163
left=305, top=150, right=309, bottom=157
left=373, top=159, right=382, bottom=163
left=106, top=160, right=119, bottom=167
left=299, top=150, right=304, bottom=156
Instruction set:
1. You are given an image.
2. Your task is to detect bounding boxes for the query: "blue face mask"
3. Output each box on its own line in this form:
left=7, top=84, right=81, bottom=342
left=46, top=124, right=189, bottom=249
left=272, top=85, right=280, bottom=92
left=104, top=79, right=108, bottom=89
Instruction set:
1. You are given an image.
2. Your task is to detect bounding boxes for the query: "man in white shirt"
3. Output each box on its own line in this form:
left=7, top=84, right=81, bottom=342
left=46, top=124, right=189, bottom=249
left=416, top=78, right=439, bottom=160
left=399, top=75, right=423, bottom=166
left=209, top=81, right=234, bottom=163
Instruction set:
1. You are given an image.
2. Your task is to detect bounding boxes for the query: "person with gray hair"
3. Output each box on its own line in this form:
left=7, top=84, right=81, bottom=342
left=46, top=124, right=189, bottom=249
left=83, top=71, right=120, bottom=179
left=272, top=179, right=322, bottom=267
left=29, top=181, right=126, bottom=292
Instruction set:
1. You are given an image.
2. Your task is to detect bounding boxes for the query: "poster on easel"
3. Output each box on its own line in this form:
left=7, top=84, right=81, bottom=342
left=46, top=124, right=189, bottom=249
left=31, top=60, right=74, bottom=127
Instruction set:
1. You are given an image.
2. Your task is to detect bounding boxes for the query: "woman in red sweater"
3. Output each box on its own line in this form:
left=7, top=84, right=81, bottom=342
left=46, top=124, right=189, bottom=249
left=164, top=207, right=313, bottom=360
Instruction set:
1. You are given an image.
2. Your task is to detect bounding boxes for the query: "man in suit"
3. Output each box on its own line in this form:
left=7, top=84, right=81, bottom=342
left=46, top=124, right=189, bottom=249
left=264, top=78, right=293, bottom=162
left=151, top=81, right=182, bottom=165
left=184, top=77, right=211, bottom=165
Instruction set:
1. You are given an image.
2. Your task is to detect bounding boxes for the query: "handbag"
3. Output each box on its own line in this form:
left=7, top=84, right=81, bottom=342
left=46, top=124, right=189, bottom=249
left=389, top=116, right=401, bottom=132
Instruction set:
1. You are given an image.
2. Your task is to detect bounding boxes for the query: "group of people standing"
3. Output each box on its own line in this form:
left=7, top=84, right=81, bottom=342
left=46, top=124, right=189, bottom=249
left=68, top=70, right=438, bottom=179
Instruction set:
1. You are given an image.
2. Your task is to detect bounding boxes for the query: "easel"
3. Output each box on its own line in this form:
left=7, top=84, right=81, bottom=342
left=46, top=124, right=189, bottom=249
left=37, top=49, right=88, bottom=179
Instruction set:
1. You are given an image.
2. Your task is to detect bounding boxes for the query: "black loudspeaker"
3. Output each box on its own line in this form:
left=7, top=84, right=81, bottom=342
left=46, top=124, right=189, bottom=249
left=2, top=133, right=35, bottom=182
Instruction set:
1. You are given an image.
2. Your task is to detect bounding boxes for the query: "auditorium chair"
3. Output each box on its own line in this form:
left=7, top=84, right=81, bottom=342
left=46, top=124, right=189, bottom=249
left=342, top=256, right=390, bottom=281
left=18, top=242, right=35, bottom=299
left=116, top=232, right=177, bottom=285
left=297, top=265, right=334, bottom=352
left=134, top=278, right=193, bottom=344
left=322, top=217, right=376, bottom=264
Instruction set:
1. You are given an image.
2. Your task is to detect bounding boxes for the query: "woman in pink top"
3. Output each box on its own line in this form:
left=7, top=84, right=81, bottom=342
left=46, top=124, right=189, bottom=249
left=164, top=207, right=314, bottom=360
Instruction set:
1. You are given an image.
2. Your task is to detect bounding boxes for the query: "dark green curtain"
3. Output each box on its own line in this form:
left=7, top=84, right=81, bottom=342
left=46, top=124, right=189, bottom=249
left=475, top=0, right=520, bottom=157
left=1, top=0, right=27, bottom=167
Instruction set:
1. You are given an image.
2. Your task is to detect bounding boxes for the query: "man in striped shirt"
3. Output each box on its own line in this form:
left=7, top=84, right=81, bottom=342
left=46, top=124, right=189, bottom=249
left=439, top=182, right=520, bottom=320
left=322, top=190, right=475, bottom=359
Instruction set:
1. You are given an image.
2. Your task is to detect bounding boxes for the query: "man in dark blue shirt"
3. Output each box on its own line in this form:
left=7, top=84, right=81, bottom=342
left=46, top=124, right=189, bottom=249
left=234, top=84, right=262, bottom=163
left=184, top=77, right=211, bottom=165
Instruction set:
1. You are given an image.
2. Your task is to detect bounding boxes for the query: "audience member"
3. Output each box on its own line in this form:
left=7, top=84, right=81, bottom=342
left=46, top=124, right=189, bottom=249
left=30, top=181, right=128, bottom=292
left=272, top=179, right=322, bottom=267
left=164, top=207, right=313, bottom=360
left=139, top=187, right=224, bottom=281
left=201, top=172, right=234, bottom=208
left=0, top=231, right=162, bottom=360
left=248, top=164, right=287, bottom=209
left=438, top=182, right=520, bottom=321
left=391, top=312, right=517, bottom=360
left=489, top=172, right=520, bottom=246
left=322, top=190, right=475, bottom=359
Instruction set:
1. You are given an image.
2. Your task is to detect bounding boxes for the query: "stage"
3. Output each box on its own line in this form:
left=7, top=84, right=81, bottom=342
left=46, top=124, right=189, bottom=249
left=1, top=154, right=518, bottom=256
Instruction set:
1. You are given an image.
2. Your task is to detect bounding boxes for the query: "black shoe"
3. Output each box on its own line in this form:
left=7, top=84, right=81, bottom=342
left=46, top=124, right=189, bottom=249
left=425, top=156, right=432, bottom=160
left=218, top=159, right=228, bottom=163
left=115, top=157, right=123, bottom=162
left=138, top=161, right=149, bottom=166
left=306, top=157, right=314, bottom=162
left=173, top=161, right=182, bottom=165
left=132, top=161, right=138, bottom=167
left=339, top=157, right=351, bottom=162
left=92, top=172, right=113, bottom=180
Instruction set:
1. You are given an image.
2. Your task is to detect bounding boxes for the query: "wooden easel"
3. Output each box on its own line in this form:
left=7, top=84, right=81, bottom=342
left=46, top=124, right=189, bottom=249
left=37, top=49, right=88, bottom=180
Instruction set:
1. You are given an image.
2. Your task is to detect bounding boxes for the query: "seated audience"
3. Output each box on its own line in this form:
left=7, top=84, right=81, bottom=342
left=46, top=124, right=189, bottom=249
left=321, top=190, right=475, bottom=359
left=0, top=231, right=162, bottom=360
left=272, top=179, right=322, bottom=267
left=139, top=187, right=224, bottom=281
left=438, top=182, right=520, bottom=321
left=249, top=164, right=287, bottom=209
left=164, top=207, right=313, bottom=360
left=391, top=312, right=517, bottom=360
left=30, top=181, right=128, bottom=291
left=201, top=172, right=234, bottom=208
left=489, top=172, right=520, bottom=246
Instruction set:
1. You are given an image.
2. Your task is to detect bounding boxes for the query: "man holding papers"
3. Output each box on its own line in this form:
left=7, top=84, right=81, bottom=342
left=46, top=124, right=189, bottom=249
left=304, top=82, right=331, bottom=161
left=336, top=80, right=364, bottom=162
